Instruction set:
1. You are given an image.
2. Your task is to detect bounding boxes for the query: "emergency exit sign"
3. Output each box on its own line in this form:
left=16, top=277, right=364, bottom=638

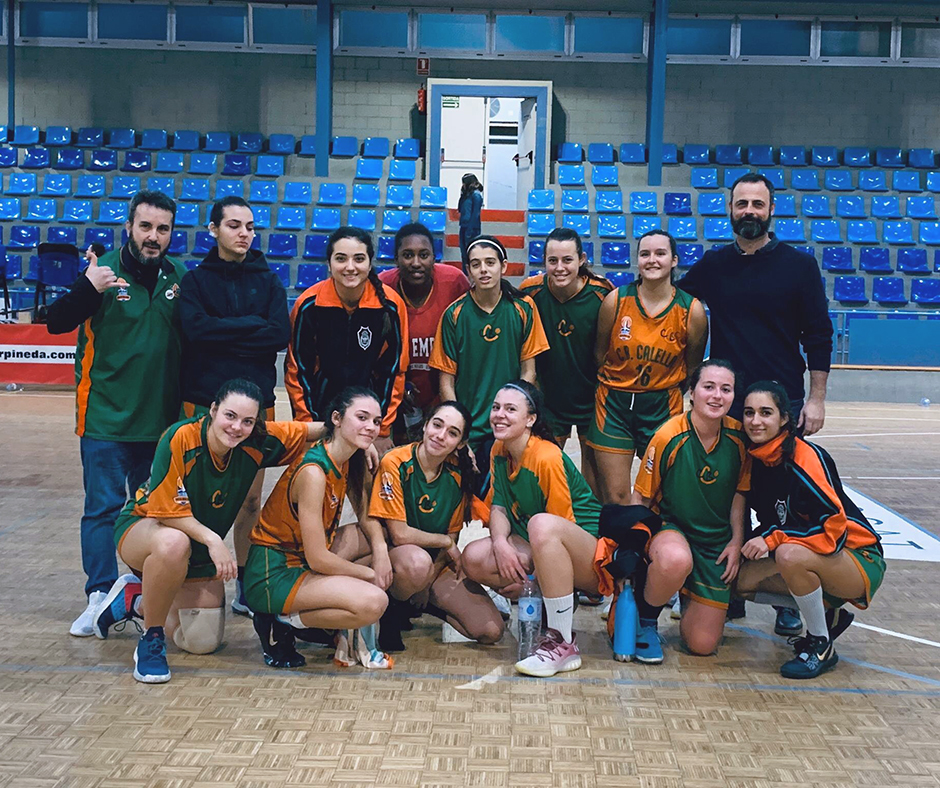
left=416, top=57, right=430, bottom=76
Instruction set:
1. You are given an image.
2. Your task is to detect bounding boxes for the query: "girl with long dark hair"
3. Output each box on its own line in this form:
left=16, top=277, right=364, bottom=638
left=457, top=173, right=483, bottom=268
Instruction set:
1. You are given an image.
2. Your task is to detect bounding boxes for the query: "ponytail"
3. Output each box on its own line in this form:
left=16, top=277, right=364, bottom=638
left=424, top=400, right=478, bottom=523
left=468, top=235, right=524, bottom=302
left=498, top=380, right=555, bottom=443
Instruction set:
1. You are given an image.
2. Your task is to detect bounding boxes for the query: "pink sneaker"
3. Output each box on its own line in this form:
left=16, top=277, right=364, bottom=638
left=514, top=629, right=582, bottom=677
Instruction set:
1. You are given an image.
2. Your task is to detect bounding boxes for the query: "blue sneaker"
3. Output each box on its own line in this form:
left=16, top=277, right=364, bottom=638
left=134, top=628, right=171, bottom=684
left=231, top=579, right=253, bottom=618
left=774, top=606, right=803, bottom=636
left=634, top=623, right=664, bottom=664
left=92, top=573, right=142, bottom=640
left=780, top=634, right=838, bottom=679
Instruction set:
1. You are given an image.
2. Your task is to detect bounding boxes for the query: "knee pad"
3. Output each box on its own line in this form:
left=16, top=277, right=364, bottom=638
left=173, top=607, right=224, bottom=654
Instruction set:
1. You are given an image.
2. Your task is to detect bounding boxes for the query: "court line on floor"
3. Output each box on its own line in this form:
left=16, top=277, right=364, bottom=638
left=843, top=476, right=940, bottom=480
left=852, top=623, right=940, bottom=648
left=814, top=432, right=940, bottom=439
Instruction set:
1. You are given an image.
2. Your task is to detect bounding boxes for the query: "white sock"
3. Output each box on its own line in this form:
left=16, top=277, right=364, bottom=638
left=792, top=586, right=828, bottom=638
left=754, top=591, right=798, bottom=609
left=544, top=594, right=574, bottom=643
left=277, top=612, right=306, bottom=629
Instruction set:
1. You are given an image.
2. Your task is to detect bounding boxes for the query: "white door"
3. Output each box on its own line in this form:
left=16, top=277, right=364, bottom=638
left=483, top=97, right=523, bottom=211
left=516, top=97, right=537, bottom=210
left=439, top=95, right=486, bottom=210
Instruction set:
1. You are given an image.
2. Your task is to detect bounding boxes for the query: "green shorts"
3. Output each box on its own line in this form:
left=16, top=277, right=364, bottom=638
left=114, top=502, right=218, bottom=580
left=549, top=413, right=592, bottom=444
left=243, top=543, right=309, bottom=615
left=586, top=384, right=683, bottom=456
left=822, top=545, right=885, bottom=611
left=655, top=523, right=731, bottom=610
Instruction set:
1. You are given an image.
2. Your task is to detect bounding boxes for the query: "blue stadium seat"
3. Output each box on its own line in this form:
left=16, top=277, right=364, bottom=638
left=697, top=194, right=726, bottom=216
left=420, top=186, right=447, bottom=209
left=746, top=146, right=774, bottom=166
left=8, top=226, right=38, bottom=248
left=601, top=242, right=630, bottom=267
left=691, top=168, right=718, bottom=189
left=912, top=277, right=940, bottom=304
left=155, top=152, right=184, bottom=173
left=168, top=231, right=188, bottom=256
left=822, top=170, right=852, bottom=192
left=432, top=238, right=444, bottom=262
left=595, top=191, right=623, bottom=213
left=108, top=128, right=135, bottom=149
left=96, top=201, right=128, bottom=225
left=619, top=143, right=645, bottom=164
left=180, top=178, right=210, bottom=202
left=661, top=144, right=678, bottom=164
left=757, top=168, right=785, bottom=191
left=254, top=155, right=283, bottom=177
left=46, top=227, right=75, bottom=245
left=236, top=133, right=263, bottom=154
left=222, top=154, right=251, bottom=176
left=822, top=247, right=853, bottom=272
left=182, top=260, right=200, bottom=271
left=598, top=216, right=627, bottom=239
left=22, top=148, right=51, bottom=169
left=723, top=167, right=749, bottom=189
left=893, top=171, right=921, bottom=193
left=907, top=196, right=937, bottom=219
left=801, top=195, right=831, bottom=217
left=41, top=174, right=71, bottom=198
left=632, top=216, right=661, bottom=238
left=836, top=196, right=865, bottom=219
left=897, top=248, right=929, bottom=273
left=929, top=172, right=940, bottom=194
left=312, top=208, right=341, bottom=232
left=588, top=143, right=614, bottom=164
left=76, top=128, right=104, bottom=148
left=833, top=276, right=868, bottom=304
left=791, top=169, right=820, bottom=191
left=591, top=165, right=618, bottom=187
left=582, top=241, right=594, bottom=265
left=528, top=190, right=554, bottom=212
left=174, top=203, right=198, bottom=228
left=683, top=144, right=710, bottom=164
left=296, top=262, right=328, bottom=288
left=267, top=134, right=295, bottom=155
left=382, top=210, right=409, bottom=233
left=847, top=221, right=878, bottom=244
left=26, top=199, right=56, bottom=222
left=268, top=262, right=290, bottom=290
left=715, top=145, right=742, bottom=165
left=204, top=133, right=232, bottom=153
left=0, top=148, right=18, bottom=172
left=774, top=193, right=797, bottom=217
left=811, top=146, right=838, bottom=167
left=356, top=159, right=383, bottom=180
left=883, top=221, right=914, bottom=245
left=0, top=198, right=20, bottom=221
left=188, top=153, right=217, bottom=175
left=558, top=165, right=585, bottom=187
left=876, top=148, right=904, bottom=168
left=352, top=184, right=380, bottom=207
left=810, top=220, right=841, bottom=243
left=779, top=146, right=807, bottom=167
left=528, top=213, right=556, bottom=237
left=873, top=276, right=906, bottom=305
left=843, top=148, right=871, bottom=168
left=607, top=270, right=635, bottom=288
left=859, top=171, right=888, bottom=192
left=908, top=149, right=936, bottom=170
left=394, top=139, right=420, bottom=159
left=664, top=193, right=692, bottom=216
left=527, top=241, right=544, bottom=264
left=52, top=148, right=80, bottom=170
left=276, top=208, right=306, bottom=230
left=919, top=221, right=940, bottom=245
left=214, top=179, right=245, bottom=200
left=386, top=185, right=414, bottom=208
left=703, top=218, right=733, bottom=241
left=297, top=135, right=316, bottom=157
left=303, top=235, right=329, bottom=260
left=388, top=159, right=416, bottom=182
left=794, top=246, right=816, bottom=259
left=668, top=217, right=697, bottom=240
left=12, top=126, right=39, bottom=146
left=629, top=191, right=657, bottom=215
left=192, top=232, right=214, bottom=255
left=563, top=214, right=590, bottom=236
left=677, top=243, right=703, bottom=268
left=249, top=180, right=277, bottom=204
left=121, top=151, right=151, bottom=172
left=859, top=247, right=891, bottom=271
left=362, top=137, right=390, bottom=159
left=774, top=219, right=806, bottom=243
left=172, top=130, right=200, bottom=151
left=418, top=210, right=446, bottom=234
left=44, top=126, right=72, bottom=147
left=7, top=173, right=36, bottom=196
left=61, top=200, right=92, bottom=223
left=2, top=254, right=21, bottom=280
left=86, top=150, right=116, bottom=172
left=331, top=136, right=357, bottom=158
left=561, top=190, right=589, bottom=213
left=110, top=176, right=140, bottom=199
left=557, top=143, right=582, bottom=163
left=348, top=209, right=376, bottom=232
left=318, top=183, right=346, bottom=205
left=268, top=234, right=297, bottom=259
left=284, top=182, right=313, bottom=205
left=252, top=206, right=271, bottom=229
left=872, top=196, right=901, bottom=219
left=140, top=129, right=167, bottom=150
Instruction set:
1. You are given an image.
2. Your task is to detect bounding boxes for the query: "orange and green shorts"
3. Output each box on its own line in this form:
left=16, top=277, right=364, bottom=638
left=182, top=402, right=276, bottom=421
left=653, top=523, right=732, bottom=610
left=586, top=384, right=682, bottom=456
left=822, top=545, right=885, bottom=611
left=243, top=542, right=309, bottom=615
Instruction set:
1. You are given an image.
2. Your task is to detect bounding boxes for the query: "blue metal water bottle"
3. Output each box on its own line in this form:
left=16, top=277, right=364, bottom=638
left=613, top=583, right=638, bottom=662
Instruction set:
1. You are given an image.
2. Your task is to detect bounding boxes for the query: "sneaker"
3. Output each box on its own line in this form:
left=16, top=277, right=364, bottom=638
left=670, top=593, right=682, bottom=620
left=780, top=634, right=838, bottom=679
left=774, top=606, right=803, bottom=636
left=726, top=597, right=746, bottom=620
left=634, top=624, right=665, bottom=664
left=826, top=607, right=855, bottom=642
left=133, top=628, right=171, bottom=684
left=600, top=596, right=612, bottom=621
left=92, top=574, right=142, bottom=639
left=486, top=587, right=512, bottom=620
left=231, top=579, right=253, bottom=618
left=253, top=613, right=305, bottom=668
left=514, top=629, right=581, bottom=677
left=578, top=592, right=604, bottom=606
left=69, top=590, right=107, bottom=637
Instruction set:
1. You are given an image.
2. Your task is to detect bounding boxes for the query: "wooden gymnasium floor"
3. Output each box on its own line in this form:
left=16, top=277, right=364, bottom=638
left=2, top=390, right=940, bottom=788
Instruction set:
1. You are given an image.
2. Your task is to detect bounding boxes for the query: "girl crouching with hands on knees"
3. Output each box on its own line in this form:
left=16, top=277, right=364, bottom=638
left=244, top=387, right=394, bottom=670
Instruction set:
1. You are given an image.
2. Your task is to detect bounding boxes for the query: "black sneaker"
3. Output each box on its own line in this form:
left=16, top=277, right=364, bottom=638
left=773, top=606, right=803, bottom=636
left=726, top=597, right=746, bottom=620
left=378, top=600, right=407, bottom=653
left=826, top=607, right=855, bottom=641
left=253, top=613, right=306, bottom=668
left=780, top=634, right=838, bottom=679
left=294, top=626, right=335, bottom=646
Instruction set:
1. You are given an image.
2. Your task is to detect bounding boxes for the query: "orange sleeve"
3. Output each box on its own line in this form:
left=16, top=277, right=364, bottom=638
left=380, top=287, right=410, bottom=436
left=285, top=289, right=314, bottom=421
left=428, top=305, right=458, bottom=374
left=519, top=295, right=550, bottom=361
left=536, top=445, right=576, bottom=521
left=368, top=451, right=407, bottom=522
left=137, top=428, right=194, bottom=519
left=633, top=430, right=668, bottom=500
left=736, top=453, right=752, bottom=494
left=263, top=421, right=311, bottom=466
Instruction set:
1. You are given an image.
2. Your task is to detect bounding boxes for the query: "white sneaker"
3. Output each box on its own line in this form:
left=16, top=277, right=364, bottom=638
left=514, top=629, right=582, bottom=678
left=670, top=593, right=682, bottom=620
left=486, top=587, right=512, bottom=619
left=70, top=591, right=107, bottom=637
left=600, top=596, right=613, bottom=620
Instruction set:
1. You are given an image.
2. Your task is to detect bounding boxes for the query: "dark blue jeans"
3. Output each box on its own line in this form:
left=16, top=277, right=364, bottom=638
left=79, top=437, right=156, bottom=596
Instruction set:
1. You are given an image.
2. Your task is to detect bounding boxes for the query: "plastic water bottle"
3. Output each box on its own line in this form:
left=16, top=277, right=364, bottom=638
left=921, top=397, right=931, bottom=408
left=612, top=583, right=638, bottom=663
left=517, top=574, right=542, bottom=660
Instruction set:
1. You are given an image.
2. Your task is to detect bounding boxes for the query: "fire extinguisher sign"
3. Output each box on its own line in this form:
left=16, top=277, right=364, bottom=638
left=416, top=57, right=430, bottom=76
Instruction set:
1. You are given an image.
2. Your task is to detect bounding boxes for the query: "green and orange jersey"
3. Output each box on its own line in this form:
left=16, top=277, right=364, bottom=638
left=369, top=442, right=489, bottom=536
left=74, top=249, right=187, bottom=441
left=520, top=273, right=612, bottom=428
left=487, top=435, right=601, bottom=540
left=634, top=412, right=750, bottom=546
left=251, top=441, right=348, bottom=557
left=429, top=292, right=549, bottom=446
left=598, top=282, right=698, bottom=392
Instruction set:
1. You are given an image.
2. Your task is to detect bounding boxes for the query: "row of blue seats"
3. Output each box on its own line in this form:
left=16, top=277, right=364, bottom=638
left=833, top=276, right=940, bottom=306
left=689, top=167, right=940, bottom=193
left=5, top=127, right=421, bottom=159
left=558, top=142, right=938, bottom=169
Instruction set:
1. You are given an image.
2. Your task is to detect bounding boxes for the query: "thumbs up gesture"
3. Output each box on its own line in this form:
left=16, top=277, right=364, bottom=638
left=84, top=246, right=121, bottom=293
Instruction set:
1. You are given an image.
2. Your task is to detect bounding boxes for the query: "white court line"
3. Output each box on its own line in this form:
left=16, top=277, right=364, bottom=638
left=814, top=432, right=940, bottom=439
left=456, top=666, right=504, bottom=690
left=854, top=623, right=940, bottom=649
left=853, top=476, right=940, bottom=480
left=828, top=416, right=940, bottom=423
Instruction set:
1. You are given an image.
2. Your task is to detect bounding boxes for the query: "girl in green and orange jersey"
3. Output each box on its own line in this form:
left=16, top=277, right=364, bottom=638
left=368, top=400, right=503, bottom=652
left=589, top=230, right=708, bottom=504
left=462, top=380, right=604, bottom=678
left=520, top=228, right=612, bottom=497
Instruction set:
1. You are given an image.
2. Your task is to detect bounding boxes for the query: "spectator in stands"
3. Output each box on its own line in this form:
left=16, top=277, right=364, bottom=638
left=379, top=223, right=470, bottom=442
left=285, top=226, right=409, bottom=456
left=178, top=196, right=290, bottom=617
left=458, top=174, right=483, bottom=269
left=46, top=190, right=185, bottom=637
